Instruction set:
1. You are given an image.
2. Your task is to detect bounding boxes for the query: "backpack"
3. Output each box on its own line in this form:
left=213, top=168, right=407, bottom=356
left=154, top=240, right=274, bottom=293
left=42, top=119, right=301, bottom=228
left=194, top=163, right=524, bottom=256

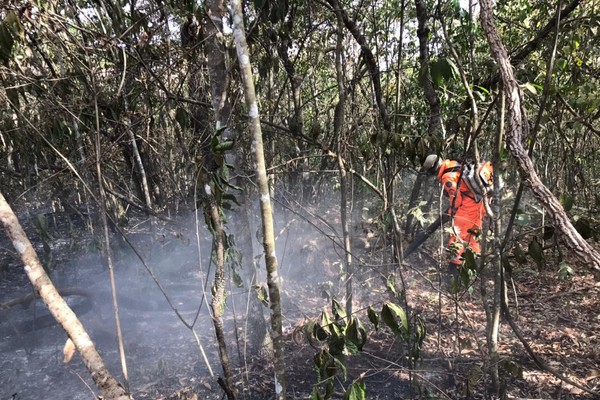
left=461, top=162, right=494, bottom=202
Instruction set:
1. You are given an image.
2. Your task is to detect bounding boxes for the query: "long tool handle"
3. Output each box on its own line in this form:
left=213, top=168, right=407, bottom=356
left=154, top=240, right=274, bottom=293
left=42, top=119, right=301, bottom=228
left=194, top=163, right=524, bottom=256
left=402, top=213, right=450, bottom=259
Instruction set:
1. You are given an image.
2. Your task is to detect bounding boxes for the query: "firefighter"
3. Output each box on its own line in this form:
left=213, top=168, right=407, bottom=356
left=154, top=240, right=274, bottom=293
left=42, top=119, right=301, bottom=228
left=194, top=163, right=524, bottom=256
left=421, top=154, right=494, bottom=279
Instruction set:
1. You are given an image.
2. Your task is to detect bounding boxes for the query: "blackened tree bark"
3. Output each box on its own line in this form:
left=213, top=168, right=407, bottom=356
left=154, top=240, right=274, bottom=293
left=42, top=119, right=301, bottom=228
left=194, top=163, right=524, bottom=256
left=0, top=192, right=130, bottom=400
left=479, top=0, right=600, bottom=274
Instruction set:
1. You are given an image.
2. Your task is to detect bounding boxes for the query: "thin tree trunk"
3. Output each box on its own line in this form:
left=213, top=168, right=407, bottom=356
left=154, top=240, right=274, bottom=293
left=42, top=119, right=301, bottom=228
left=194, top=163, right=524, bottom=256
left=331, top=4, right=353, bottom=316
left=205, top=0, right=266, bottom=387
left=206, top=193, right=237, bottom=399
left=125, top=117, right=153, bottom=213
left=404, top=0, right=445, bottom=237
left=327, top=0, right=391, bottom=133
left=183, top=7, right=236, bottom=396
left=95, top=92, right=130, bottom=392
left=487, top=89, right=505, bottom=394
left=0, top=192, right=130, bottom=400
left=232, top=2, right=287, bottom=398
left=479, top=0, right=600, bottom=273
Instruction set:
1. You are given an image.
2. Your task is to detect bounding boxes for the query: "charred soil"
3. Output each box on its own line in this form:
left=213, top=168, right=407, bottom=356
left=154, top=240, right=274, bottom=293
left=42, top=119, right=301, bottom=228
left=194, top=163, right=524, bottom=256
left=1, top=208, right=599, bottom=400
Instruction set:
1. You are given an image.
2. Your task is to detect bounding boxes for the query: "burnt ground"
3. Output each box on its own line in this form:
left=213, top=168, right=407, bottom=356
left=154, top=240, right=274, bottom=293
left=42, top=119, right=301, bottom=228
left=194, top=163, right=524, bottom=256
left=1, top=205, right=600, bottom=400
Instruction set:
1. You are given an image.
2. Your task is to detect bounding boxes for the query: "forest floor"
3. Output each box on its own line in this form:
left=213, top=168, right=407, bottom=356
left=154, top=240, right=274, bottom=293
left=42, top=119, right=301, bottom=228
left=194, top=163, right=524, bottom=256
left=1, top=202, right=599, bottom=400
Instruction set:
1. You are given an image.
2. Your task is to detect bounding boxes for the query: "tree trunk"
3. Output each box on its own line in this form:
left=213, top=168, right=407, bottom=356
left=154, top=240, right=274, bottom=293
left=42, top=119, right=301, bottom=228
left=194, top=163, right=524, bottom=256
left=479, top=0, right=600, bottom=274
left=404, top=0, right=445, bottom=237
left=0, top=192, right=130, bottom=400
left=206, top=192, right=236, bottom=399
left=232, top=1, right=287, bottom=398
left=327, top=0, right=391, bottom=133
left=415, top=0, right=444, bottom=140
left=331, top=5, right=353, bottom=316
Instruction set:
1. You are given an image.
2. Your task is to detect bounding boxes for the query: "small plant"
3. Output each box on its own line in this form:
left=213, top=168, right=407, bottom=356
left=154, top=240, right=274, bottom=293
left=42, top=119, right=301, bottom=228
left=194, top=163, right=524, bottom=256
left=306, top=290, right=426, bottom=400
left=307, top=298, right=367, bottom=400
left=557, top=261, right=574, bottom=281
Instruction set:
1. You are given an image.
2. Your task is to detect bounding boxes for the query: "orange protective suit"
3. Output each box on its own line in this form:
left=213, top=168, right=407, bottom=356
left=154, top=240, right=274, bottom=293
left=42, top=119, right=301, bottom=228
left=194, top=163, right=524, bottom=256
left=436, top=160, right=493, bottom=264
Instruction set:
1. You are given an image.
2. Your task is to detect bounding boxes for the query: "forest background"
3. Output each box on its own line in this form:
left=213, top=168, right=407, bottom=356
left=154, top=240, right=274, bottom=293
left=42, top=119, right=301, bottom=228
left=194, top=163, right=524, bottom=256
left=1, top=0, right=600, bottom=399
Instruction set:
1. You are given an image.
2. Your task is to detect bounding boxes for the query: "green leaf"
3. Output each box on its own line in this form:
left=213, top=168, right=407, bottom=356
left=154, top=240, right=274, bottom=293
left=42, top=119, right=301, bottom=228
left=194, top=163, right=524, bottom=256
left=513, top=243, right=528, bottom=265
left=381, top=302, right=408, bottom=338
left=310, top=387, right=322, bottom=400
left=174, top=107, right=188, bottom=129
left=474, top=85, right=490, bottom=94
left=320, top=311, right=333, bottom=335
left=344, top=377, right=366, bottom=400
left=463, top=249, right=477, bottom=271
left=560, top=194, right=574, bottom=211
left=558, top=262, right=573, bottom=281
left=222, top=193, right=240, bottom=207
left=328, top=332, right=345, bottom=356
left=523, top=82, right=541, bottom=95
left=515, top=211, right=531, bottom=225
left=574, top=218, right=593, bottom=239
left=466, top=366, right=484, bottom=397
left=255, top=285, right=269, bottom=307
left=367, top=306, right=379, bottom=331
left=555, top=58, right=567, bottom=71
left=345, top=317, right=367, bottom=354
left=332, top=298, right=347, bottom=321
left=213, top=140, right=234, bottom=152
left=430, top=58, right=458, bottom=86
left=0, top=23, right=15, bottom=64
left=384, top=275, right=398, bottom=298
left=528, top=238, right=545, bottom=271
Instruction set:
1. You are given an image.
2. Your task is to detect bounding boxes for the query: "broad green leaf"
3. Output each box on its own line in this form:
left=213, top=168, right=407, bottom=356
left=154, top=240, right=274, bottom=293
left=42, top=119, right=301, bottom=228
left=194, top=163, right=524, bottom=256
left=0, top=23, right=15, bottom=64
left=332, top=298, right=347, bottom=321
left=513, top=243, right=528, bottom=265
left=430, top=58, right=458, bottom=86
left=463, top=249, right=477, bottom=271
left=466, top=366, right=484, bottom=397
left=367, top=306, right=379, bottom=331
left=514, top=212, right=531, bottom=225
left=175, top=107, right=188, bottom=129
left=381, top=302, right=408, bottom=337
left=385, top=275, right=398, bottom=298
left=523, top=82, right=540, bottom=95
left=574, top=218, right=592, bottom=239
left=213, top=140, right=234, bottom=152
left=555, top=58, right=567, bottom=71
left=328, top=332, right=345, bottom=356
left=344, top=378, right=366, bottom=400
left=345, top=317, right=367, bottom=354
left=558, top=262, right=573, bottom=281
left=320, top=311, right=332, bottom=335
left=222, top=193, right=241, bottom=207
left=255, top=285, right=269, bottom=307
left=560, top=194, right=573, bottom=211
